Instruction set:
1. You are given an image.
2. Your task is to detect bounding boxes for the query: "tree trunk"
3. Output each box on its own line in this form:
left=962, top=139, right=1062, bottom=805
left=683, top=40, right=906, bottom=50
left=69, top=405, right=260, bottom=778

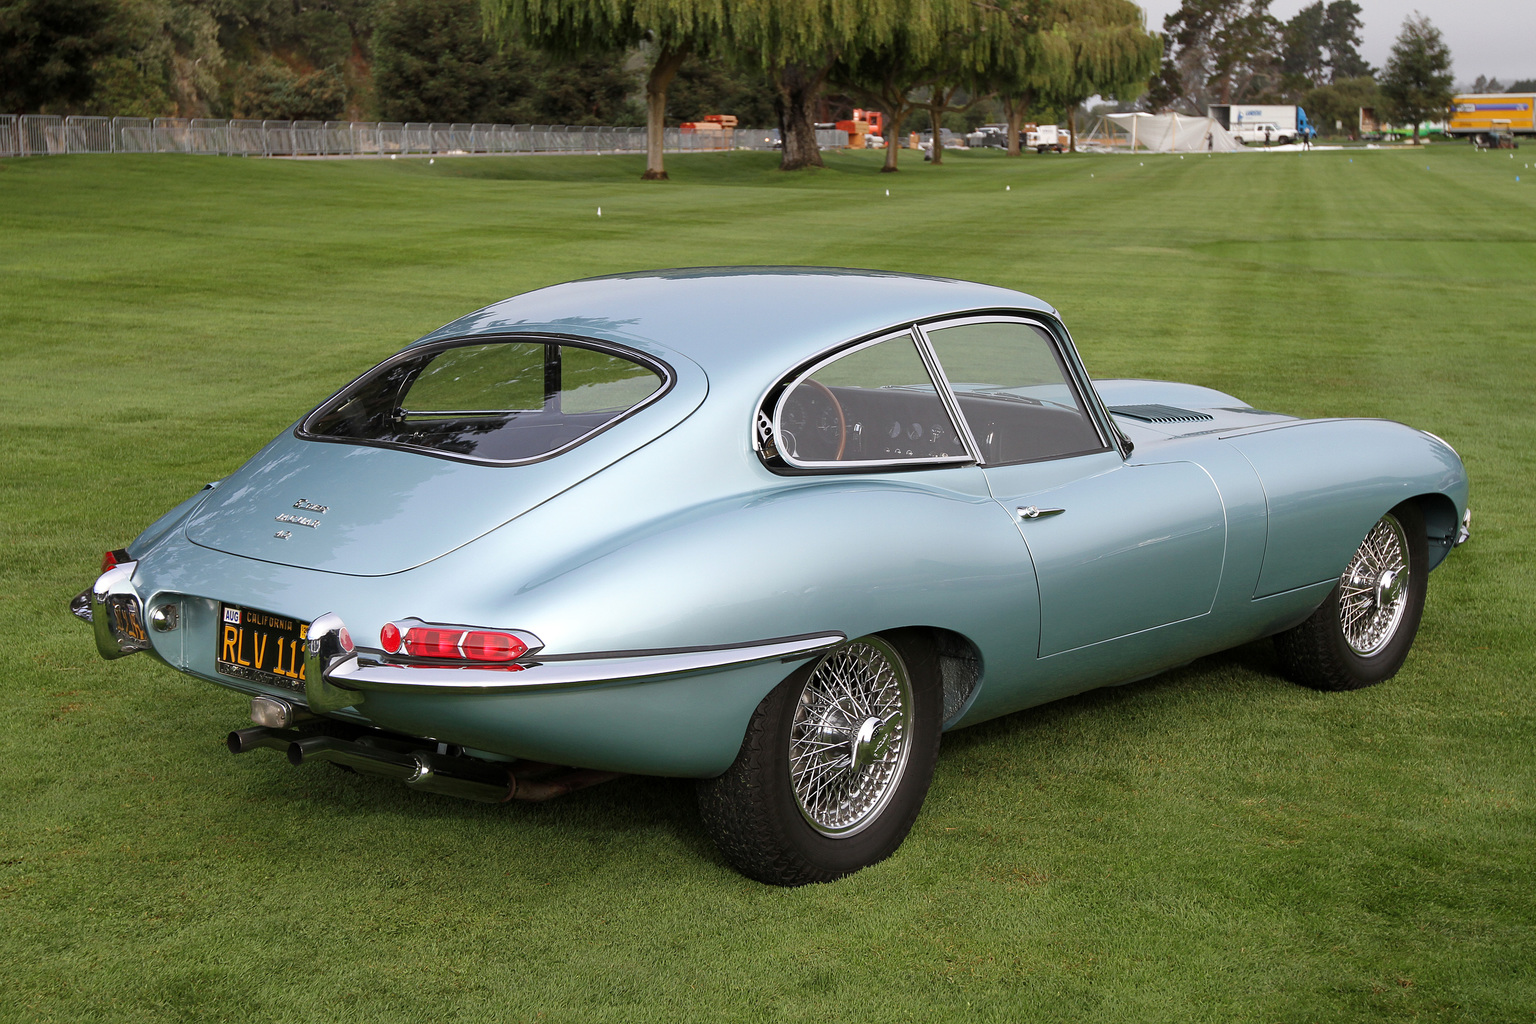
left=927, top=103, right=945, bottom=165
left=882, top=108, right=905, bottom=171
left=1003, top=94, right=1030, bottom=156
left=775, top=62, right=826, bottom=171
left=1413, top=122, right=1421, bottom=144
left=1067, top=106, right=1078, bottom=153
left=642, top=44, right=689, bottom=181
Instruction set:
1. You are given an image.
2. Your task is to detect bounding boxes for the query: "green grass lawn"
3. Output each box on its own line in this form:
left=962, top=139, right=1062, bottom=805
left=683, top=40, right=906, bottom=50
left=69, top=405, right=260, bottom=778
left=1, top=146, right=1532, bottom=1023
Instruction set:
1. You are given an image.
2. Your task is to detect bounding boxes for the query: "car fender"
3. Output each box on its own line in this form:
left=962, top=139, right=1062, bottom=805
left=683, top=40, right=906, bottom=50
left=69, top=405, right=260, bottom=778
left=1221, top=419, right=1468, bottom=597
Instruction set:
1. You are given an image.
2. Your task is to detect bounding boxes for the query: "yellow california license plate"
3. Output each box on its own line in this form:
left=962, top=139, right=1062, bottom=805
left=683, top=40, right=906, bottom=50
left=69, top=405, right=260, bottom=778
left=216, top=603, right=308, bottom=691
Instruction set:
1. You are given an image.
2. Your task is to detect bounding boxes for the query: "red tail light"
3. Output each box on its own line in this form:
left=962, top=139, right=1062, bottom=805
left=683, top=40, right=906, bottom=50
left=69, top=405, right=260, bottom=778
left=101, top=548, right=131, bottom=573
left=380, top=620, right=531, bottom=662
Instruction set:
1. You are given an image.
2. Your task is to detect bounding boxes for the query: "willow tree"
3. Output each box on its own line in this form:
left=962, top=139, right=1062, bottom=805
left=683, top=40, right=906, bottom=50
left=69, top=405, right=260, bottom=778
left=973, top=0, right=1074, bottom=155
left=823, top=0, right=985, bottom=171
left=827, top=23, right=931, bottom=172
left=481, top=0, right=725, bottom=179
left=725, top=0, right=912, bottom=171
left=911, top=1, right=992, bottom=167
left=1034, top=0, right=1160, bottom=152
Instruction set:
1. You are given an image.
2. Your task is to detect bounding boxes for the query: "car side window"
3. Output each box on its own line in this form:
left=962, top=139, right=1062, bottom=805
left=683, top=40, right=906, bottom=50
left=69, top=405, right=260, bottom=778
left=923, top=320, right=1106, bottom=465
left=772, top=331, right=968, bottom=466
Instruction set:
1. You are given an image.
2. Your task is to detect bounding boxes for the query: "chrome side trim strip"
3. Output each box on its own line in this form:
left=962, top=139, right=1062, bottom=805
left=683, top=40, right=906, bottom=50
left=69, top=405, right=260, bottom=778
left=325, top=632, right=847, bottom=694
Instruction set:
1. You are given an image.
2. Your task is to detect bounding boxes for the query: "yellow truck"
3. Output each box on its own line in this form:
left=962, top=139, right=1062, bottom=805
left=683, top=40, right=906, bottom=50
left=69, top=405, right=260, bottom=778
left=1447, top=93, right=1535, bottom=146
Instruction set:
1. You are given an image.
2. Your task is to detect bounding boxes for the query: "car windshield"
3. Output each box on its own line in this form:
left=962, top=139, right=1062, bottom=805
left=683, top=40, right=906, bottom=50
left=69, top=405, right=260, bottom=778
left=302, top=339, right=668, bottom=463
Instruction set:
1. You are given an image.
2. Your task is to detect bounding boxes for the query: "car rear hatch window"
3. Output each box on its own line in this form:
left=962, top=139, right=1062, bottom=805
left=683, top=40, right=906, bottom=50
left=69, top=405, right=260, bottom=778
left=301, top=337, right=670, bottom=464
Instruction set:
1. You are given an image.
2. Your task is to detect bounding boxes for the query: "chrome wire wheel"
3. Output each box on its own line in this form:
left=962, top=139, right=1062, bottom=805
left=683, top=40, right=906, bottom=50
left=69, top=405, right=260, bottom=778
left=1338, top=512, right=1411, bottom=656
left=789, top=638, right=913, bottom=837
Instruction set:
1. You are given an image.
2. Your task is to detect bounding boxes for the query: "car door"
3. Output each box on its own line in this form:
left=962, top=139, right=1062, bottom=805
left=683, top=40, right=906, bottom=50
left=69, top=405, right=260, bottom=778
left=920, top=317, right=1227, bottom=658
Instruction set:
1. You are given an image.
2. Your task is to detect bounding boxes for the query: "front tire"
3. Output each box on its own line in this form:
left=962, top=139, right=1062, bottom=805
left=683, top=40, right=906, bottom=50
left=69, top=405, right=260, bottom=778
left=697, top=635, right=941, bottom=885
left=1274, top=503, right=1428, bottom=690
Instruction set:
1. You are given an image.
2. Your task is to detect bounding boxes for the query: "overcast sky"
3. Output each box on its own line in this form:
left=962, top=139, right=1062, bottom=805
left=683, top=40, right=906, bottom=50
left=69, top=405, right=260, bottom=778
left=1135, top=0, right=1535, bottom=85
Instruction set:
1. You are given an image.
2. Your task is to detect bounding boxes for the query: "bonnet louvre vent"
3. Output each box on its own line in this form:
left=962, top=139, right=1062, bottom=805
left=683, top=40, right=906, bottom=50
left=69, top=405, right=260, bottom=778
left=1109, top=404, right=1215, bottom=424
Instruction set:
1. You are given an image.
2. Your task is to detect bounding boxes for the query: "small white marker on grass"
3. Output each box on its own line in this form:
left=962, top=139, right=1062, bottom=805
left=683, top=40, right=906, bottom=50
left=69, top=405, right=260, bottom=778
left=1005, top=185, right=1010, bottom=191
left=597, top=207, right=602, bottom=217
left=429, top=158, right=435, bottom=165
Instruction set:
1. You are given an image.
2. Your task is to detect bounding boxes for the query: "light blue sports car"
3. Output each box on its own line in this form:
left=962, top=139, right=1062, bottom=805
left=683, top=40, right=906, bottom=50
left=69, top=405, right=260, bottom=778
left=76, top=268, right=1470, bottom=885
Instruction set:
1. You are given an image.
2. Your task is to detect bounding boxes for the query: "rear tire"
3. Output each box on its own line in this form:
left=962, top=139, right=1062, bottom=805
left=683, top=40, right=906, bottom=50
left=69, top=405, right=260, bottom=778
left=1274, top=503, right=1428, bottom=691
left=696, top=635, right=941, bottom=886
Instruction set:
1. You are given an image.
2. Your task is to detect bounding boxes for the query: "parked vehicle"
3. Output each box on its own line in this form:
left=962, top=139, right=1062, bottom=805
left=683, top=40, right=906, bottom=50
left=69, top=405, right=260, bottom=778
left=1448, top=93, right=1535, bottom=146
left=1210, top=104, right=1317, bottom=144
left=1025, top=124, right=1070, bottom=152
left=77, top=268, right=1470, bottom=886
left=965, top=124, right=1011, bottom=149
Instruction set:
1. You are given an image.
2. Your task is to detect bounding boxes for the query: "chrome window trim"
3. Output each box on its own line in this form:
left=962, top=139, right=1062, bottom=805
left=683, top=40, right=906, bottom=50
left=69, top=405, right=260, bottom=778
left=908, top=324, right=985, bottom=463
left=295, top=332, right=676, bottom=468
left=917, top=313, right=1115, bottom=464
left=768, top=328, right=977, bottom=471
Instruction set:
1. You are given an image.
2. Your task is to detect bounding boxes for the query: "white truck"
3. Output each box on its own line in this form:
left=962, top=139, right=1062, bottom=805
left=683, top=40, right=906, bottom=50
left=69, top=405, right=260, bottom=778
left=1208, top=104, right=1317, bottom=145
left=1024, top=124, right=1071, bottom=153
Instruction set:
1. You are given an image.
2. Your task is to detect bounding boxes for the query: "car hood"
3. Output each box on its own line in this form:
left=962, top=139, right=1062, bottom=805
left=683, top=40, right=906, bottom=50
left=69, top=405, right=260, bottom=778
left=185, top=374, right=705, bottom=577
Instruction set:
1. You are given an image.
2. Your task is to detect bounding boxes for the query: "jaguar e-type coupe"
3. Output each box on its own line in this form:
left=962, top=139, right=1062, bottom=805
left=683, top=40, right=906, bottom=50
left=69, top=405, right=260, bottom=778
left=76, top=268, right=1470, bottom=885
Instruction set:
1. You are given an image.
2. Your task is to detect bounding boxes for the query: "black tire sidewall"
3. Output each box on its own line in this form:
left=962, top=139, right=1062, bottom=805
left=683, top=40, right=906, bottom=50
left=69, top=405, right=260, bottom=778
left=1324, top=502, right=1429, bottom=685
left=697, top=634, right=943, bottom=885
left=760, top=638, right=941, bottom=879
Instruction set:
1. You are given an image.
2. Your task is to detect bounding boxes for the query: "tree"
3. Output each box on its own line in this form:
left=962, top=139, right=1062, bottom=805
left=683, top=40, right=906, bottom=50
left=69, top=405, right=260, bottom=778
left=973, top=0, right=1073, bottom=156
left=1150, top=0, right=1279, bottom=112
left=1034, top=0, right=1160, bottom=151
left=665, top=54, right=776, bottom=126
left=1470, top=75, right=1503, bottom=93
left=228, top=57, right=346, bottom=120
left=482, top=0, right=726, bottom=179
left=1302, top=74, right=1376, bottom=136
left=1281, top=1, right=1369, bottom=93
left=0, top=0, right=118, bottom=112
left=1379, top=13, right=1453, bottom=144
left=827, top=25, right=931, bottom=172
left=726, top=0, right=910, bottom=171
left=374, top=0, right=526, bottom=122
left=376, top=0, right=640, bottom=125
left=1319, top=1, right=1370, bottom=79
left=1510, top=79, right=1536, bottom=93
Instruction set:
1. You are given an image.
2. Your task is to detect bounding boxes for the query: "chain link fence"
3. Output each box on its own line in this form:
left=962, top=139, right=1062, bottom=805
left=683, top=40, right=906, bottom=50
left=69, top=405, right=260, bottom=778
left=0, top=115, right=845, bottom=158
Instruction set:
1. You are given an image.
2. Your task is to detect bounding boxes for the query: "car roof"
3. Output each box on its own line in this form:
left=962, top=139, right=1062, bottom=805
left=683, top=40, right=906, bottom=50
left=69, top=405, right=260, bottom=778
left=415, top=267, right=1056, bottom=392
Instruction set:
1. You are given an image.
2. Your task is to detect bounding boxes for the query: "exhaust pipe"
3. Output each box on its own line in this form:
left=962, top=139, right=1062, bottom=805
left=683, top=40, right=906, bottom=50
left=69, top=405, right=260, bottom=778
left=231, top=720, right=619, bottom=803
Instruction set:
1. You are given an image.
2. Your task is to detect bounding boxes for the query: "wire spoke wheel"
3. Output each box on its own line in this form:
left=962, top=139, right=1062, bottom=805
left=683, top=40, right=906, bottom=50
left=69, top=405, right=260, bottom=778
left=789, top=638, right=913, bottom=836
left=696, top=632, right=940, bottom=885
left=1274, top=502, right=1429, bottom=692
left=1338, top=513, right=1411, bottom=655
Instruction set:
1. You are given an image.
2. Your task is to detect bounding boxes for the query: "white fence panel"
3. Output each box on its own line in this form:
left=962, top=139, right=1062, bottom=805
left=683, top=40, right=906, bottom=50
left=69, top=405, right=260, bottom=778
left=228, top=120, right=265, bottom=155
left=65, top=116, right=113, bottom=153
left=376, top=122, right=404, bottom=155
left=188, top=119, right=228, bottom=154
left=20, top=115, right=65, bottom=156
left=114, top=117, right=154, bottom=153
left=2, top=114, right=799, bottom=159
left=290, top=121, right=324, bottom=155
left=152, top=117, right=191, bottom=153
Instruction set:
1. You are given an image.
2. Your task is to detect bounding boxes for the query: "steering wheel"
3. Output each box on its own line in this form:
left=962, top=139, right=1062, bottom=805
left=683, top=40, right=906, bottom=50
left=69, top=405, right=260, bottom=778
left=779, top=380, right=847, bottom=461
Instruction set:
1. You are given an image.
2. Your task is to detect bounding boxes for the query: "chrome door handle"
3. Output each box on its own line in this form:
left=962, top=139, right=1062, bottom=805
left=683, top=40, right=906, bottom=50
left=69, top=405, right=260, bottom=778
left=1017, top=506, right=1065, bottom=520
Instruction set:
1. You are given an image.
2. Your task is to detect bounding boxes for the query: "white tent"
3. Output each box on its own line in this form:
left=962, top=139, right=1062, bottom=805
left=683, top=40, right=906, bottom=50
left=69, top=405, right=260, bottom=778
left=1083, top=113, right=1239, bottom=153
